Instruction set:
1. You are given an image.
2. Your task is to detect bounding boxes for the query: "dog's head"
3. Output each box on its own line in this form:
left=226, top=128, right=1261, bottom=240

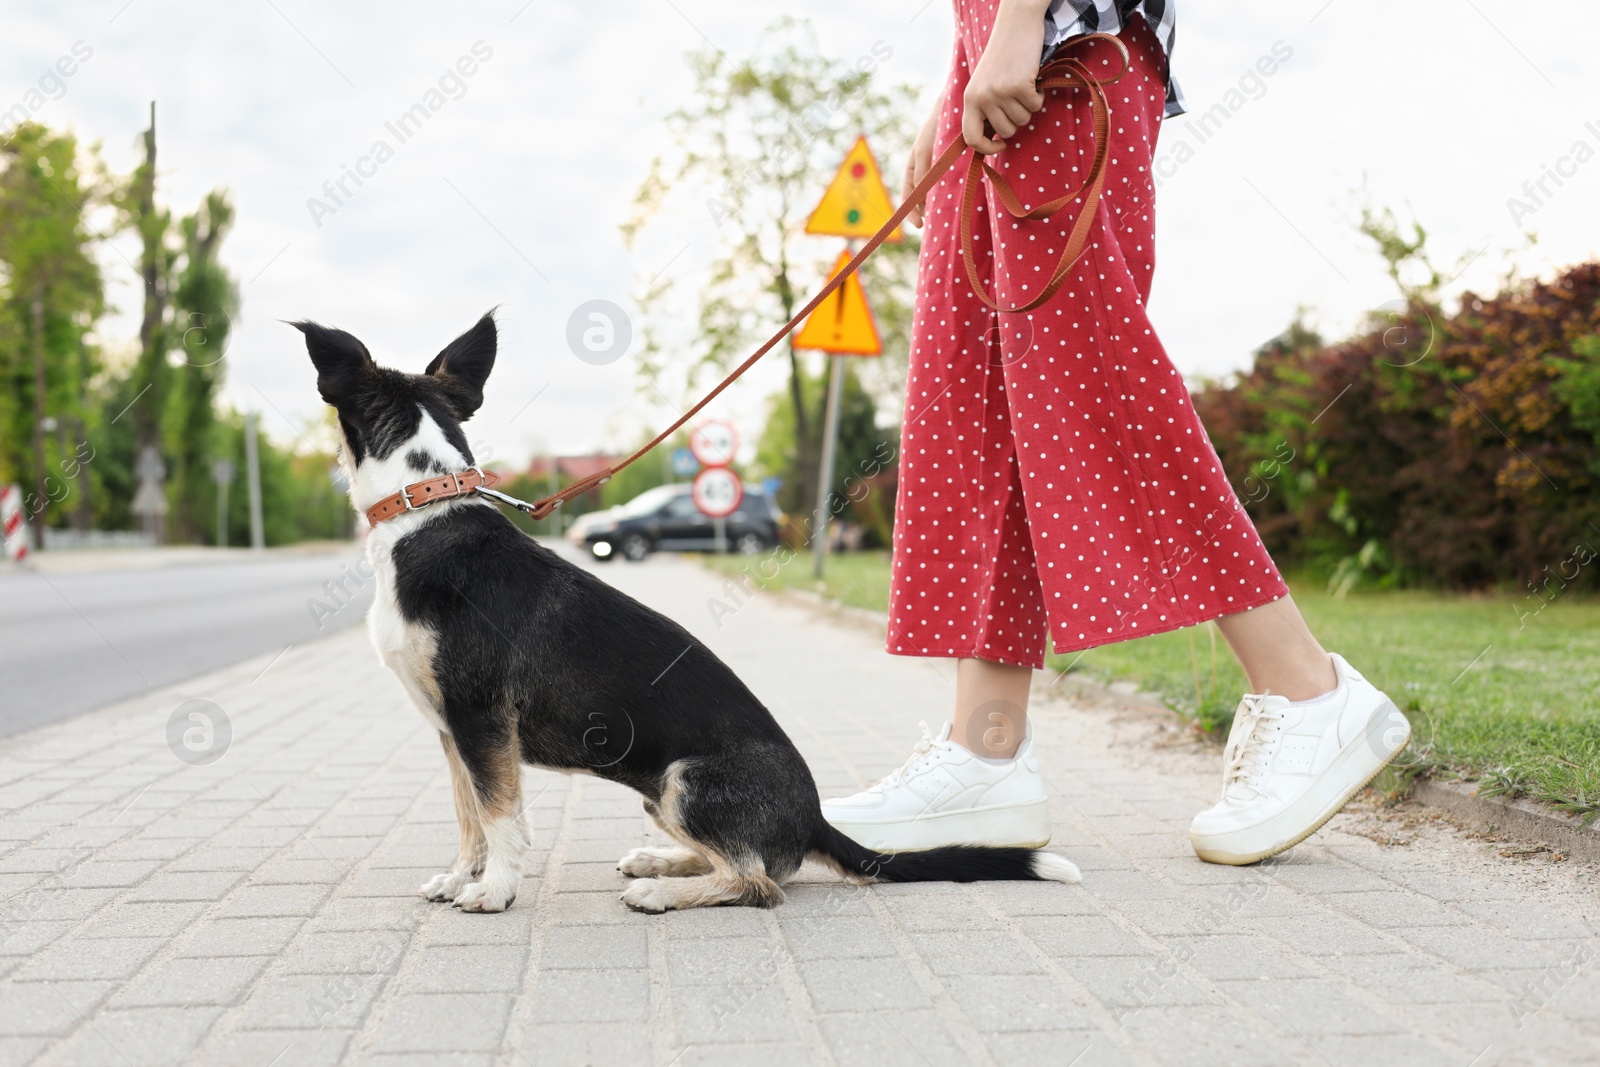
left=294, top=312, right=497, bottom=507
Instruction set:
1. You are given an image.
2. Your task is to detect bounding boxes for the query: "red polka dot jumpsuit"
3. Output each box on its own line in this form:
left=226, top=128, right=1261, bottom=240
left=887, top=6, right=1289, bottom=671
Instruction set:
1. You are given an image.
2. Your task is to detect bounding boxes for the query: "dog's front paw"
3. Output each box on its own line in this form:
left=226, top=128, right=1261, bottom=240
left=621, top=878, right=674, bottom=913
left=618, top=847, right=666, bottom=878
left=420, top=870, right=470, bottom=902
left=454, top=880, right=516, bottom=913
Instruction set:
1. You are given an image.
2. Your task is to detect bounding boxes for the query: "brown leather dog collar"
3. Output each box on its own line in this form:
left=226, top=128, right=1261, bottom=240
left=365, top=466, right=499, bottom=527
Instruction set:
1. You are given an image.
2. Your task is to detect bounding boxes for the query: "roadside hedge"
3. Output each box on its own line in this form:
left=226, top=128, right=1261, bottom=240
left=1194, top=261, right=1600, bottom=593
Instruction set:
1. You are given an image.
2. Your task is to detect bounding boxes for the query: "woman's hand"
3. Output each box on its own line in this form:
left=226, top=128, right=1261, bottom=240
left=901, top=103, right=941, bottom=227
left=962, top=0, right=1048, bottom=154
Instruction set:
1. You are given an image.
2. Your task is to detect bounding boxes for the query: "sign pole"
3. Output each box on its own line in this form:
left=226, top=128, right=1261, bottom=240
left=798, top=139, right=895, bottom=578
left=244, top=413, right=265, bottom=550
left=811, top=352, right=845, bottom=579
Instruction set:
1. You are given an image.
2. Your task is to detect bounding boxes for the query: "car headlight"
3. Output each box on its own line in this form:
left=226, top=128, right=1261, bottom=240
left=592, top=541, right=613, bottom=557
left=589, top=521, right=618, bottom=536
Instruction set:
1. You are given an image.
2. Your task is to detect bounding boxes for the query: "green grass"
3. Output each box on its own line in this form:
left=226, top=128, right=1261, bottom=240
left=703, top=551, right=1600, bottom=820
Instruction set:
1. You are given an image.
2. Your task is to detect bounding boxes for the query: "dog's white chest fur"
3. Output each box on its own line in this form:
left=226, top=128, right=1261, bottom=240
left=365, top=541, right=450, bottom=734
left=352, top=407, right=471, bottom=737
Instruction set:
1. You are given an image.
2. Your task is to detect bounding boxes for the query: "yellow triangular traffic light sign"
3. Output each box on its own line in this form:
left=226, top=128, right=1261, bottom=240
left=804, top=136, right=903, bottom=242
left=793, top=251, right=883, bottom=356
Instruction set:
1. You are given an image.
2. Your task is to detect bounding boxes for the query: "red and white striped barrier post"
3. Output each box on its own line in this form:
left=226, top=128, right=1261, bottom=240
left=1, top=484, right=28, bottom=562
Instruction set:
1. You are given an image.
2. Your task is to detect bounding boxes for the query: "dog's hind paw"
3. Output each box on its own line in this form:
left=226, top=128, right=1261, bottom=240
left=453, top=880, right=516, bottom=913
left=618, top=845, right=713, bottom=878
left=420, top=870, right=470, bottom=902
left=621, top=878, right=674, bottom=913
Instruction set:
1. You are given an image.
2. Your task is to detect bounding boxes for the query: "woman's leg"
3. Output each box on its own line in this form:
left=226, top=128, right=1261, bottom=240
left=950, top=590, right=1340, bottom=764
left=953, top=657, right=1032, bottom=758
left=1214, top=594, right=1337, bottom=701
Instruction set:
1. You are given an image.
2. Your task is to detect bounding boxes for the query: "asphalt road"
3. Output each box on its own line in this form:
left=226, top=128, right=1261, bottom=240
left=0, top=548, right=374, bottom=738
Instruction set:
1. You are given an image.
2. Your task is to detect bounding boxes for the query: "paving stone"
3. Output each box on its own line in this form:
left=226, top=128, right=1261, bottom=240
left=980, top=879, right=1104, bottom=916
left=912, top=930, right=1049, bottom=977
left=74, top=900, right=209, bottom=940
left=177, top=917, right=305, bottom=957
left=204, top=1027, right=352, bottom=1067
left=10, top=935, right=163, bottom=981
left=512, top=1021, right=652, bottom=1066
left=1235, top=910, right=1404, bottom=957
left=111, top=955, right=271, bottom=1007
left=368, top=992, right=516, bottom=1053
left=660, top=904, right=771, bottom=939
left=529, top=967, right=652, bottom=1023
left=943, top=973, right=1097, bottom=1032
left=676, top=981, right=798, bottom=1043
left=1018, top=914, right=1152, bottom=957
left=666, top=932, right=785, bottom=986
left=817, top=1009, right=973, bottom=1067
left=228, top=972, right=388, bottom=1030
left=0, top=915, right=79, bottom=959
left=797, top=956, right=936, bottom=1014
left=279, top=930, right=412, bottom=975
left=404, top=944, right=528, bottom=993
left=45, top=1005, right=224, bottom=1066
left=675, top=1040, right=816, bottom=1067
left=559, top=861, right=631, bottom=893
left=0, top=979, right=119, bottom=1035
left=778, top=914, right=899, bottom=962
left=123, top=869, right=244, bottom=902
left=216, top=882, right=333, bottom=918
left=1392, top=925, right=1570, bottom=972
left=537, top=891, right=637, bottom=927
left=540, top=923, right=649, bottom=970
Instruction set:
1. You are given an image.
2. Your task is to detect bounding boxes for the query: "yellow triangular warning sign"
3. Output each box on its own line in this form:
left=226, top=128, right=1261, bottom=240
left=793, top=251, right=883, bottom=356
left=804, top=136, right=903, bottom=242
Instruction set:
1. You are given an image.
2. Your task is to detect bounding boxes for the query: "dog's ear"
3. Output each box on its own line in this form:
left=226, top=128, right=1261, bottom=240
left=425, top=311, right=497, bottom=420
left=292, top=321, right=376, bottom=408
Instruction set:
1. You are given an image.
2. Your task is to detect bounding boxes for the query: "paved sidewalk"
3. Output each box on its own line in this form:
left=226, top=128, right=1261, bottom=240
left=0, top=549, right=1596, bottom=1066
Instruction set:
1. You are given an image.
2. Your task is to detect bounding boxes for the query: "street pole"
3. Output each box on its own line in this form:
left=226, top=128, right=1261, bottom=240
left=217, top=475, right=228, bottom=548
left=811, top=352, right=845, bottom=579
left=244, top=413, right=265, bottom=550
left=213, top=458, right=234, bottom=548
left=30, top=293, right=48, bottom=551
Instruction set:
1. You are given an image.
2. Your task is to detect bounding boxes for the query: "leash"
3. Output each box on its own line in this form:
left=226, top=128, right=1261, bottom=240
left=365, top=33, right=1129, bottom=529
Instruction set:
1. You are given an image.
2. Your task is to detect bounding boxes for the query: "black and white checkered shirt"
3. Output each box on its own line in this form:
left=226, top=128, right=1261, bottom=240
left=1044, top=0, right=1185, bottom=117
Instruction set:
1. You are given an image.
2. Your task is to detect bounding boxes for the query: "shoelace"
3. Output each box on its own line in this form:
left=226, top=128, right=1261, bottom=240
left=872, top=721, right=944, bottom=792
left=1221, top=694, right=1285, bottom=798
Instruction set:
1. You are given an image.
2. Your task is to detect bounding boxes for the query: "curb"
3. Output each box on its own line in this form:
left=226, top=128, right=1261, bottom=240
left=1412, top=778, right=1600, bottom=866
left=764, top=577, right=1600, bottom=865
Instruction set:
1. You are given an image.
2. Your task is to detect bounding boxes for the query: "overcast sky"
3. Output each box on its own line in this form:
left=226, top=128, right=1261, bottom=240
left=8, top=1, right=1599, bottom=469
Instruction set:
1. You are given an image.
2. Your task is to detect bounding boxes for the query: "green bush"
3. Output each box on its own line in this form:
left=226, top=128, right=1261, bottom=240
left=1194, top=262, right=1600, bottom=592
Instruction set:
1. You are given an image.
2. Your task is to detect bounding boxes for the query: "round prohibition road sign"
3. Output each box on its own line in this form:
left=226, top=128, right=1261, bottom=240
left=689, top=420, right=739, bottom=467
left=691, top=466, right=743, bottom=518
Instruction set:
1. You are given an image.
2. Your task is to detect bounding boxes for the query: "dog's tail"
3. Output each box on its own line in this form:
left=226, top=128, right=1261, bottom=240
left=810, top=821, right=1081, bottom=885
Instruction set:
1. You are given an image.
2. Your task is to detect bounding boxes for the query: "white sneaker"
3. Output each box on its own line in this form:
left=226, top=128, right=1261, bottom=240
left=821, top=722, right=1052, bottom=852
left=1189, top=653, right=1411, bottom=865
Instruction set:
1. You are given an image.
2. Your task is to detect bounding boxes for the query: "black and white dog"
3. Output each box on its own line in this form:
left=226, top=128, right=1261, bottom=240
left=298, top=312, right=1080, bottom=912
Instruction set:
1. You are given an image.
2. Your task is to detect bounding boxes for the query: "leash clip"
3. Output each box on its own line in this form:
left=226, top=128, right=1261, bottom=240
left=475, top=484, right=537, bottom=514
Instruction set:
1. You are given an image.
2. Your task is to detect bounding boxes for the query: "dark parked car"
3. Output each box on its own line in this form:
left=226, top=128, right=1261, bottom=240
left=582, top=484, right=781, bottom=562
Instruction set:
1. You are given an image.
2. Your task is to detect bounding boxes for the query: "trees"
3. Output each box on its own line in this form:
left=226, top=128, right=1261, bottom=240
left=165, top=190, right=238, bottom=542
left=114, top=103, right=241, bottom=545
left=0, top=121, right=106, bottom=544
left=1, top=109, right=345, bottom=549
left=623, top=18, right=919, bottom=527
